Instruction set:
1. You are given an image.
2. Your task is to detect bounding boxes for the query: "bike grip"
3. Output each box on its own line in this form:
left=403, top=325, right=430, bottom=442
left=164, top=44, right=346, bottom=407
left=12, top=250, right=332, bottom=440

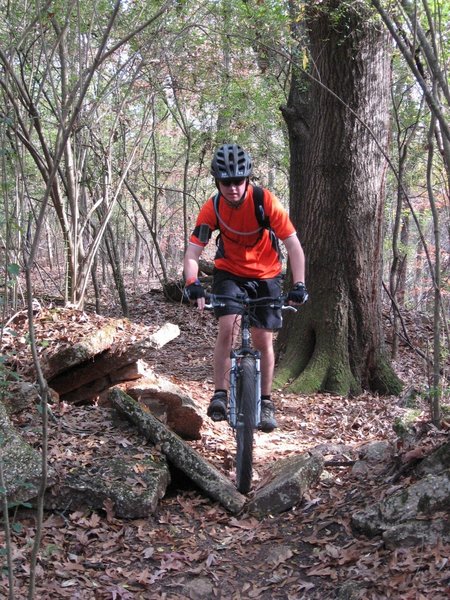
left=204, top=293, right=228, bottom=310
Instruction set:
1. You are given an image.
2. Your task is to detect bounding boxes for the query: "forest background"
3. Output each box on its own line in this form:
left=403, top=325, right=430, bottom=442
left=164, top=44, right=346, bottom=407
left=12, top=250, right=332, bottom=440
left=0, top=0, right=450, bottom=597
left=1, top=0, right=449, bottom=413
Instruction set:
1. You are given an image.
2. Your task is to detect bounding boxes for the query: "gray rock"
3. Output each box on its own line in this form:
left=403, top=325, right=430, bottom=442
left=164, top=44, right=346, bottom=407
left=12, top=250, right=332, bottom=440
left=183, top=577, right=215, bottom=599
left=392, top=411, right=421, bottom=441
left=47, top=322, right=180, bottom=401
left=416, top=440, right=450, bottom=477
left=351, top=460, right=369, bottom=479
left=247, top=452, right=324, bottom=516
left=352, top=470, right=450, bottom=538
left=46, top=454, right=170, bottom=518
left=377, top=471, right=450, bottom=521
left=125, top=374, right=203, bottom=440
left=2, top=381, right=39, bottom=415
left=382, top=518, right=450, bottom=548
left=42, top=323, right=117, bottom=379
left=358, top=440, right=393, bottom=464
left=0, top=402, right=55, bottom=511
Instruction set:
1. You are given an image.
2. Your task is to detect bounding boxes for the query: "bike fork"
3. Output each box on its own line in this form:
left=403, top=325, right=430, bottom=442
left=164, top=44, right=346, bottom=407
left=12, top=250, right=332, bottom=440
left=228, top=352, right=261, bottom=429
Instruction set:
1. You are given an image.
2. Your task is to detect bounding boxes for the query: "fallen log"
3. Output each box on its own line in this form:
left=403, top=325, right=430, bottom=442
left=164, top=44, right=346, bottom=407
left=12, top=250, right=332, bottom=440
left=147, top=323, right=180, bottom=349
left=110, top=388, right=246, bottom=514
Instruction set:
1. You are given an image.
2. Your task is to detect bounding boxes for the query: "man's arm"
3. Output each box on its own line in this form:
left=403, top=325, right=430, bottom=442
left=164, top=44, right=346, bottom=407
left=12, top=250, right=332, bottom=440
left=184, top=243, right=203, bottom=281
left=283, top=234, right=306, bottom=284
left=183, top=243, right=206, bottom=308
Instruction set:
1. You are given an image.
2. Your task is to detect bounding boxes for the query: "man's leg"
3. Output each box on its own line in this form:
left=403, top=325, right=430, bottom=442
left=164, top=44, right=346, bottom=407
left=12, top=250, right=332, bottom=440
left=208, top=314, right=240, bottom=421
left=250, top=328, right=274, bottom=395
left=251, top=327, right=277, bottom=432
left=213, top=314, right=240, bottom=390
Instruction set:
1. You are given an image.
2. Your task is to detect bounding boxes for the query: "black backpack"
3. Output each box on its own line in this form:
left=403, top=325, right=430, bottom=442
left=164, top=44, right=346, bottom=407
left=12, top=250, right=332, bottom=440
left=213, top=186, right=281, bottom=258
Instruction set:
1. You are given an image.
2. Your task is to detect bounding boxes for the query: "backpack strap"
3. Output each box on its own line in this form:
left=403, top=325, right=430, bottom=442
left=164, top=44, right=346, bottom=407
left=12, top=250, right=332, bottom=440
left=252, top=186, right=269, bottom=229
left=252, top=186, right=282, bottom=259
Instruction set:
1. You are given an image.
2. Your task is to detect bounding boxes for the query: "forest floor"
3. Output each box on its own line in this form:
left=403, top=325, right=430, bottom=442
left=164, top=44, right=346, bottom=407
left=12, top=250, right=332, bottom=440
left=1, top=285, right=450, bottom=599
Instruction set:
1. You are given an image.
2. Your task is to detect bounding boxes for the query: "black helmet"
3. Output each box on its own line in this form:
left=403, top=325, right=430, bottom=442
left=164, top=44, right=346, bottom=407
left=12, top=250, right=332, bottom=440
left=211, top=143, right=253, bottom=180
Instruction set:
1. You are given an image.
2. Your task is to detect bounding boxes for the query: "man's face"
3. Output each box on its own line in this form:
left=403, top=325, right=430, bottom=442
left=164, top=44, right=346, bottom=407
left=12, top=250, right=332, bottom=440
left=218, top=178, right=247, bottom=204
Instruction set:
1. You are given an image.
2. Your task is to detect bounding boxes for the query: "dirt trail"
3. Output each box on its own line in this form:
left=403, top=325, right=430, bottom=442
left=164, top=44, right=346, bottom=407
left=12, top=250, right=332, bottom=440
left=1, top=290, right=448, bottom=599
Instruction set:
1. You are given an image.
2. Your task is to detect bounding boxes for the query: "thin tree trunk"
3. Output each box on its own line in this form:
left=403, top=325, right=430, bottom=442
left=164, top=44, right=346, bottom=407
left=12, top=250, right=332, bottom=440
left=91, top=254, right=101, bottom=314
left=133, top=212, right=142, bottom=284
left=0, top=458, right=15, bottom=599
left=104, top=223, right=129, bottom=317
left=426, top=116, right=442, bottom=426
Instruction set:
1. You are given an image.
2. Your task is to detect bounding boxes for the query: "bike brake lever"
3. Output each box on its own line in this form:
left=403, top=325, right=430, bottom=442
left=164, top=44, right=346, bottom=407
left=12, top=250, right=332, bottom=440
left=269, top=302, right=297, bottom=312
left=283, top=305, right=297, bottom=312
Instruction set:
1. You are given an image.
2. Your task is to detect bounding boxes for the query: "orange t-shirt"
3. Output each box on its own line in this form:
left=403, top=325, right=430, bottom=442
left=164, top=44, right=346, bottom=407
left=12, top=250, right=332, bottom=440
left=189, top=185, right=296, bottom=279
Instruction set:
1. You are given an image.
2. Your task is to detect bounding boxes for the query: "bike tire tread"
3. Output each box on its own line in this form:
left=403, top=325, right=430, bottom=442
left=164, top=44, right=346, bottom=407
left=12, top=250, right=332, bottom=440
left=235, top=355, right=257, bottom=494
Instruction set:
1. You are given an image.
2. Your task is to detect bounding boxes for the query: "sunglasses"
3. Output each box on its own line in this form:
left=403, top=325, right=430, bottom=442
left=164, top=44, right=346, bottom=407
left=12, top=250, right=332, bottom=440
left=220, top=178, right=246, bottom=187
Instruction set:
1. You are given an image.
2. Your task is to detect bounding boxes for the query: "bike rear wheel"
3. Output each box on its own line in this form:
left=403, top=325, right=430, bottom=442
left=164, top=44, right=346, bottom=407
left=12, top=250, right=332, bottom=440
left=235, top=355, right=257, bottom=494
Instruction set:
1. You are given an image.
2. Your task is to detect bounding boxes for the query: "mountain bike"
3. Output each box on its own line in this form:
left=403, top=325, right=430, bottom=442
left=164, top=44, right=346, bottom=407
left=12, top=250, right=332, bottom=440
left=205, top=293, right=296, bottom=494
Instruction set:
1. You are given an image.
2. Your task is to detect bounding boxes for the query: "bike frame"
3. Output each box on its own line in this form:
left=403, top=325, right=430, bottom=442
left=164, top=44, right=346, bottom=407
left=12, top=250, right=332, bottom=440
left=228, top=308, right=261, bottom=430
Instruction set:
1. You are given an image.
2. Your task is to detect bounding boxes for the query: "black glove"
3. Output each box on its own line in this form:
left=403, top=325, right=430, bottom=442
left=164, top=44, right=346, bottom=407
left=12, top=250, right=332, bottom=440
left=287, top=282, right=309, bottom=305
left=184, top=278, right=206, bottom=301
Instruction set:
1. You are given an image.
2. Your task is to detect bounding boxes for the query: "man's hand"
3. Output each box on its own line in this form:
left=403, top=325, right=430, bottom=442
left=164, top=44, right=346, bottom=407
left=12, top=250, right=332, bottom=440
left=184, top=278, right=206, bottom=307
left=287, top=282, right=309, bottom=305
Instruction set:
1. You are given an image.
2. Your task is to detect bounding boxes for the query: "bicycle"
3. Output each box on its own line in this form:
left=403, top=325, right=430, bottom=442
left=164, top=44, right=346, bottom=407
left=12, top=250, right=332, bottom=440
left=204, top=293, right=296, bottom=494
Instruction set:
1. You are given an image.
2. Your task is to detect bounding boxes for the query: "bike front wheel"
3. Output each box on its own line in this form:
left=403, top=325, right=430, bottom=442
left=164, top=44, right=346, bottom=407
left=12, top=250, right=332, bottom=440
left=235, top=355, right=257, bottom=494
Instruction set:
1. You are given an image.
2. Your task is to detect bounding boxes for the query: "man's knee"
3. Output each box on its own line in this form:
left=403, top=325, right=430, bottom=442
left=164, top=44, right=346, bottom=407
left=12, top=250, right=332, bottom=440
left=252, top=329, right=273, bottom=352
left=219, top=314, right=239, bottom=334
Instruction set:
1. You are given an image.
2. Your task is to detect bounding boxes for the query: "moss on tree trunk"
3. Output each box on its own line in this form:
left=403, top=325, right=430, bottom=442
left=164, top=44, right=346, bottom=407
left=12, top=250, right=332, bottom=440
left=275, top=306, right=402, bottom=396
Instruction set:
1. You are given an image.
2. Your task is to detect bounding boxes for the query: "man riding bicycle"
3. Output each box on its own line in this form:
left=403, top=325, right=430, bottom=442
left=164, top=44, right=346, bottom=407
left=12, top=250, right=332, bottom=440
left=183, top=143, right=308, bottom=432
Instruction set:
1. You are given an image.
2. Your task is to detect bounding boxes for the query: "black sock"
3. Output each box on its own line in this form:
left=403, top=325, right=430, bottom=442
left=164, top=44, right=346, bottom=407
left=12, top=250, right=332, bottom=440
left=261, top=394, right=271, bottom=402
left=214, top=389, right=227, bottom=396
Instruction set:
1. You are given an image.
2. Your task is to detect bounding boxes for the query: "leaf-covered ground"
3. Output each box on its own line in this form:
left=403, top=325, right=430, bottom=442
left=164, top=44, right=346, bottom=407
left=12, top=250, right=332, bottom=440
left=1, top=289, right=449, bottom=599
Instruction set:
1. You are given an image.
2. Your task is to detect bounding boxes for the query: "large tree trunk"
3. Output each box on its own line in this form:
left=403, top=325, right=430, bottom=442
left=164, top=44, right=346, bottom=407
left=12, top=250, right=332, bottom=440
left=277, top=0, right=402, bottom=396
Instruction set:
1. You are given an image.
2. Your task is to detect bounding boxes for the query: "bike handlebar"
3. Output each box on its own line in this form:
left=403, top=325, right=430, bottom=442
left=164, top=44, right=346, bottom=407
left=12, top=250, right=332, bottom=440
left=204, top=293, right=297, bottom=312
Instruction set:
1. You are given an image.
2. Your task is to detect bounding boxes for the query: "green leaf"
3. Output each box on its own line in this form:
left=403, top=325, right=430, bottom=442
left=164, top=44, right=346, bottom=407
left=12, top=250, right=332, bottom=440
left=12, top=522, right=23, bottom=534
left=7, top=263, right=20, bottom=277
left=43, top=543, right=60, bottom=557
left=7, top=501, right=32, bottom=509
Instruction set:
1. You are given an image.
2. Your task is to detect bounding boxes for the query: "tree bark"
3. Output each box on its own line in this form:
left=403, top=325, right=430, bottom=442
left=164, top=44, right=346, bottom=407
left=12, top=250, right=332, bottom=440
left=278, top=0, right=402, bottom=396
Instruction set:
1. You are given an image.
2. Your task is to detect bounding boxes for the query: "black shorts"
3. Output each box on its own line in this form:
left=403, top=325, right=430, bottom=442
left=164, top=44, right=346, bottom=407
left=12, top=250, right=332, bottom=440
left=212, top=269, right=283, bottom=330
